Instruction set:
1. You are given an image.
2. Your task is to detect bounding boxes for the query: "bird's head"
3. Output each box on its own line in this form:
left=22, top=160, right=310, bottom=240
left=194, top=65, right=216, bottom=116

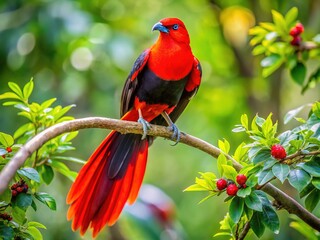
left=152, top=18, right=190, bottom=45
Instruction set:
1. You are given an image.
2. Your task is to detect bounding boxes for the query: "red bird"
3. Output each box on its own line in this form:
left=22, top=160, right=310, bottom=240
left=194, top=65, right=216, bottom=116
left=67, top=17, right=202, bottom=237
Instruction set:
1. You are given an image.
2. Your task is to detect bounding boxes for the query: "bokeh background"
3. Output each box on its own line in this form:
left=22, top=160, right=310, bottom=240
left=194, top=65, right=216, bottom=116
left=1, top=0, right=319, bottom=239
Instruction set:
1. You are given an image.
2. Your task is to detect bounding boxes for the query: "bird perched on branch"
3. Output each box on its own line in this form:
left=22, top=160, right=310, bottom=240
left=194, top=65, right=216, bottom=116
left=67, top=17, right=202, bottom=237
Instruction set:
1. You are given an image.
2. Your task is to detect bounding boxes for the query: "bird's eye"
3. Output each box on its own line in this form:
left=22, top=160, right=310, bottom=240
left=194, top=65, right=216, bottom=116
left=172, top=24, right=179, bottom=30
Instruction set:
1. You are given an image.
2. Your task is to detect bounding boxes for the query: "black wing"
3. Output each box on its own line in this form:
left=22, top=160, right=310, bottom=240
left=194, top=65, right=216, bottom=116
left=120, top=49, right=150, bottom=117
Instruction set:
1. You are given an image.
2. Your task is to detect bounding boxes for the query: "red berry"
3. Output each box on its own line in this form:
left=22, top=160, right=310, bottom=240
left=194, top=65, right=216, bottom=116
left=216, top=178, right=228, bottom=190
left=236, top=174, right=247, bottom=185
left=12, top=190, right=18, bottom=197
left=6, top=147, right=12, bottom=153
left=291, top=36, right=302, bottom=46
left=16, top=186, right=23, bottom=193
left=271, top=144, right=287, bottom=159
left=295, top=23, right=304, bottom=34
left=226, top=184, right=238, bottom=196
left=289, top=27, right=300, bottom=37
left=1, top=155, right=5, bottom=159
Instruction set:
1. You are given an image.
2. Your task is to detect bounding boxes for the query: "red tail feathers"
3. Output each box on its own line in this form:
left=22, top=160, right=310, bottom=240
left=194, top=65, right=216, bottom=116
left=67, top=111, right=148, bottom=237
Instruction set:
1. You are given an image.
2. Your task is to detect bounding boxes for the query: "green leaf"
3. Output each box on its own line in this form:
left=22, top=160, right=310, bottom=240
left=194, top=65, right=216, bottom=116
left=27, top=226, right=43, bottom=240
left=251, top=149, right=274, bottom=164
left=298, top=161, right=320, bottom=177
left=288, top=169, right=311, bottom=192
left=290, top=62, right=306, bottom=86
left=246, top=174, right=258, bottom=187
left=221, top=164, right=237, bottom=180
left=272, top=163, right=290, bottom=183
left=252, top=45, right=266, bottom=56
left=261, top=204, right=280, bottom=233
left=229, top=197, right=244, bottom=223
left=218, top=139, right=230, bottom=154
left=8, top=82, right=23, bottom=99
left=0, top=132, right=14, bottom=147
left=237, top=187, right=251, bottom=198
left=184, top=183, right=208, bottom=192
left=23, top=79, right=34, bottom=100
left=245, top=191, right=263, bottom=211
left=28, top=221, right=47, bottom=229
left=50, top=160, right=77, bottom=181
left=34, top=192, right=56, bottom=210
left=12, top=193, right=32, bottom=210
left=41, top=165, right=54, bottom=185
left=14, top=123, right=34, bottom=139
left=217, top=154, right=227, bottom=176
left=17, top=167, right=40, bottom=183
left=250, top=212, right=265, bottom=238
left=12, top=206, right=26, bottom=224
left=0, top=222, right=15, bottom=240
left=261, top=54, right=281, bottom=68
left=285, top=7, right=298, bottom=26
left=0, top=92, right=21, bottom=101
left=213, top=232, right=233, bottom=237
left=262, top=55, right=284, bottom=78
left=299, top=183, right=315, bottom=198
left=290, top=218, right=319, bottom=240
left=258, top=169, right=274, bottom=185
left=305, top=189, right=320, bottom=212
left=271, top=9, right=288, bottom=37
left=312, top=178, right=320, bottom=190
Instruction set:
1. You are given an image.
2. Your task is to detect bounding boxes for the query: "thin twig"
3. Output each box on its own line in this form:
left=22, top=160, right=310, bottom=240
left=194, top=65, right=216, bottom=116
left=238, top=222, right=251, bottom=240
left=0, top=117, right=319, bottom=231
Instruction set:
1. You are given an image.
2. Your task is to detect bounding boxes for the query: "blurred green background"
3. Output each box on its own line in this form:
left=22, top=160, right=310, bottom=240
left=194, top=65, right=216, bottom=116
left=0, top=0, right=319, bottom=239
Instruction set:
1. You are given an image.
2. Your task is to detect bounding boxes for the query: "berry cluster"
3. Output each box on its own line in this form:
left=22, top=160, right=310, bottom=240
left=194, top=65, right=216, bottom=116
left=271, top=144, right=287, bottom=159
left=289, top=22, right=304, bottom=46
left=0, top=213, right=12, bottom=221
left=216, top=174, right=247, bottom=196
left=11, top=180, right=28, bottom=197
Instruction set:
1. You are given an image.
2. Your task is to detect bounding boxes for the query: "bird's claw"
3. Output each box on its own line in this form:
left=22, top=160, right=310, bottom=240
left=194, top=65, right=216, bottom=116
left=168, top=123, right=181, bottom=146
left=138, top=117, right=151, bottom=140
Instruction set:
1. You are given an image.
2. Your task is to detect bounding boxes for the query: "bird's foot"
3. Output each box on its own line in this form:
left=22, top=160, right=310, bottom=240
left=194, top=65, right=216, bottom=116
left=138, top=117, right=151, bottom=140
left=168, top=123, right=181, bottom=146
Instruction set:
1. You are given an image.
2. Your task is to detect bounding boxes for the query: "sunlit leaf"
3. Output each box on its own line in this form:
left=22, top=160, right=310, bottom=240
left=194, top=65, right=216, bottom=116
left=0, top=132, right=14, bottom=147
left=8, top=82, right=23, bottom=99
left=284, top=7, right=298, bottom=26
left=23, top=79, right=34, bottom=100
left=27, top=226, right=43, bottom=240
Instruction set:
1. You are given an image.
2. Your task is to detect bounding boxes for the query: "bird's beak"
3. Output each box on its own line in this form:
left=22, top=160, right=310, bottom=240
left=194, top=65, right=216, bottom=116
left=152, top=22, right=169, bottom=33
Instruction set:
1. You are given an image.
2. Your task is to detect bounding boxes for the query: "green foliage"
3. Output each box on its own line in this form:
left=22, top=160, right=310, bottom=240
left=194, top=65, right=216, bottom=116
left=0, top=79, right=82, bottom=239
left=249, top=7, right=320, bottom=92
left=186, top=101, right=320, bottom=238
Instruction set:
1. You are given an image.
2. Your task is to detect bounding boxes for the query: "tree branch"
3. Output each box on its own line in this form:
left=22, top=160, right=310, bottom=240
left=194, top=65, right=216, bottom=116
left=0, top=117, right=319, bottom=231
